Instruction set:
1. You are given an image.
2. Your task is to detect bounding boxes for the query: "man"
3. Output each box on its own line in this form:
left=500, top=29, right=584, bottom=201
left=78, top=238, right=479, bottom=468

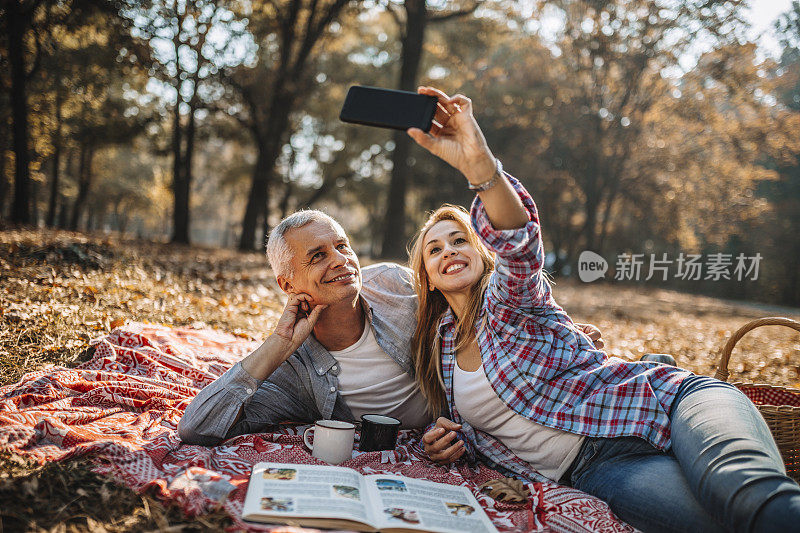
left=178, top=210, right=603, bottom=445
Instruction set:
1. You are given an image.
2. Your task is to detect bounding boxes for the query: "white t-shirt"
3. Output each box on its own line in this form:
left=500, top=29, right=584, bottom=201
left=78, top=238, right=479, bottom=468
left=453, top=362, right=584, bottom=481
left=330, top=324, right=431, bottom=429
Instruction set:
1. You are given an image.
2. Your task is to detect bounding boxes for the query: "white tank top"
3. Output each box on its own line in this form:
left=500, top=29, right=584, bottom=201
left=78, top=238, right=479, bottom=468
left=453, top=362, right=584, bottom=480
left=330, top=324, right=431, bottom=429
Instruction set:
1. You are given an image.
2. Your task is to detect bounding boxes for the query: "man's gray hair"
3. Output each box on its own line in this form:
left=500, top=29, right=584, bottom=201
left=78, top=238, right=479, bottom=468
left=266, top=210, right=346, bottom=279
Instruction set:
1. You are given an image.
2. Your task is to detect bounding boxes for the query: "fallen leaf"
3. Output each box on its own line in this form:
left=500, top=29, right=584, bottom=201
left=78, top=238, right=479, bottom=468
left=478, top=477, right=530, bottom=503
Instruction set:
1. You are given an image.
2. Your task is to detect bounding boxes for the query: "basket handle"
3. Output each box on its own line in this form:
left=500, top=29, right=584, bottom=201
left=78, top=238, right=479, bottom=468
left=715, top=317, right=800, bottom=382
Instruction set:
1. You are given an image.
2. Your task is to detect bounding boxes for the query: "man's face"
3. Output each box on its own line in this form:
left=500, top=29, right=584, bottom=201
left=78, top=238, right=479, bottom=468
left=278, top=220, right=362, bottom=306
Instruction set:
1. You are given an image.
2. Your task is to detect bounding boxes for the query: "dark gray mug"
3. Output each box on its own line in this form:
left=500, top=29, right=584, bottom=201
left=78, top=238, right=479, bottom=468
left=359, top=414, right=401, bottom=452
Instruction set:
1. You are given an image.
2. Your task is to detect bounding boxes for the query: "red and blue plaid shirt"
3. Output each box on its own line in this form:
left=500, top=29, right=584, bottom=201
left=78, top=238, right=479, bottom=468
left=435, top=173, right=692, bottom=481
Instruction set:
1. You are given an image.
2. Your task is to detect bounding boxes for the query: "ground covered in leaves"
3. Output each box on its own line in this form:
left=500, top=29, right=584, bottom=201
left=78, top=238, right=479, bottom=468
left=1, top=228, right=799, bottom=531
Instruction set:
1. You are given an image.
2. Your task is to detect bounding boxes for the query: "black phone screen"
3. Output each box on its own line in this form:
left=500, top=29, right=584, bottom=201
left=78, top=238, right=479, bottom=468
left=339, top=86, right=438, bottom=132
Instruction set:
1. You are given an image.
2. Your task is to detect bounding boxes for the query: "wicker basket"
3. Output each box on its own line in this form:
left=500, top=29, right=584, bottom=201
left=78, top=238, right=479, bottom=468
left=714, top=317, right=800, bottom=482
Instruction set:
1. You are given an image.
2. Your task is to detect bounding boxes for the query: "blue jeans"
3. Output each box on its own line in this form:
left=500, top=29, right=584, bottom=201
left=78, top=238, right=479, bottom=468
left=562, top=375, right=800, bottom=532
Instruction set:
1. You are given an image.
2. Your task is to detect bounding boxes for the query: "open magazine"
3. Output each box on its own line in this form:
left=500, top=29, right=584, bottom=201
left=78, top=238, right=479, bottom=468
left=241, top=462, right=500, bottom=533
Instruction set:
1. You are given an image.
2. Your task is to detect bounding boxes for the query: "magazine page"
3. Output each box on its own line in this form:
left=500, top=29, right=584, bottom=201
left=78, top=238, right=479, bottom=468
left=241, top=462, right=378, bottom=527
left=364, top=475, right=498, bottom=533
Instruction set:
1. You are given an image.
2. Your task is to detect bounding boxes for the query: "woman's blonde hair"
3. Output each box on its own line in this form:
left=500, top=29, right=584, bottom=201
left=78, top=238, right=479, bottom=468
left=408, top=205, right=495, bottom=418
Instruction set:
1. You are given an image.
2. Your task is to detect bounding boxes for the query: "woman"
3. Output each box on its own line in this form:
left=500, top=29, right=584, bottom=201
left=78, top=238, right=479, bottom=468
left=406, top=86, right=800, bottom=533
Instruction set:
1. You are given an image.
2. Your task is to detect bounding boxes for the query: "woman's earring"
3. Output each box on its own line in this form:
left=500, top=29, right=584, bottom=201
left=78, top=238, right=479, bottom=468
left=429, top=284, right=436, bottom=292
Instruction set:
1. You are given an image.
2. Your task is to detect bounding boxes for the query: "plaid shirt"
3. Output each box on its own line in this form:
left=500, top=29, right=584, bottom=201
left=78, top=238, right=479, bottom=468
left=435, top=173, right=692, bottom=481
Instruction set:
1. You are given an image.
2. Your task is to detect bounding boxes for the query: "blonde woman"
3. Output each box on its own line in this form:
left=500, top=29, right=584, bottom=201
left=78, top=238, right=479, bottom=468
left=406, top=86, right=800, bottom=533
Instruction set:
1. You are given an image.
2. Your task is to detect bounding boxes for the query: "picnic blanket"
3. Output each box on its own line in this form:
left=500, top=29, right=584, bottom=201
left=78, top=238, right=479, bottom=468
left=0, top=322, right=635, bottom=532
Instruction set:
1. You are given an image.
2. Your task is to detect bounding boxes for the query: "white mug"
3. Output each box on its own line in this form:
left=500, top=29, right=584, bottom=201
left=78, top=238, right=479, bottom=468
left=302, top=420, right=355, bottom=465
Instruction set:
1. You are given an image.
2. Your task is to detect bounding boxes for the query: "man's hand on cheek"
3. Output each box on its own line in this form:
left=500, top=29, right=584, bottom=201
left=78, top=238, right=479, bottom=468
left=272, top=293, right=327, bottom=358
left=296, top=293, right=313, bottom=317
left=240, top=293, right=327, bottom=380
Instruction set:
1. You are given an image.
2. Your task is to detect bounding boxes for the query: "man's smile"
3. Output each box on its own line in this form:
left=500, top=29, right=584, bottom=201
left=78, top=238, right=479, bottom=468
left=325, top=272, right=357, bottom=283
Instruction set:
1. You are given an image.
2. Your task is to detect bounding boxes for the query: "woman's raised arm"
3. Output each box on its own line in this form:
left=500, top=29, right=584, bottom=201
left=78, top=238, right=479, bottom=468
left=408, top=87, right=550, bottom=309
left=407, top=87, right=529, bottom=231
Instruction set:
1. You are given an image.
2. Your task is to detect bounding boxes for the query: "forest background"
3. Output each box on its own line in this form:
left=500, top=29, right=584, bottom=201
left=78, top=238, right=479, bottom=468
left=3, top=0, right=800, bottom=306
left=3, top=1, right=800, bottom=530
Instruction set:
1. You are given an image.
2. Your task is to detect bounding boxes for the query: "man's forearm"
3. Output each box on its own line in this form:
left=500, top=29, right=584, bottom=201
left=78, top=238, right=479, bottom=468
left=178, top=336, right=292, bottom=444
left=240, top=334, right=292, bottom=381
left=178, top=360, right=261, bottom=445
left=178, top=336, right=297, bottom=444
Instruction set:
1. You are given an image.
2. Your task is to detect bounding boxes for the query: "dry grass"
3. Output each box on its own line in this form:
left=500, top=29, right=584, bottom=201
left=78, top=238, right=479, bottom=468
left=553, top=280, right=800, bottom=387
left=0, top=451, right=231, bottom=532
left=0, top=228, right=283, bottom=386
left=1, top=227, right=799, bottom=531
left=1, top=228, right=285, bottom=532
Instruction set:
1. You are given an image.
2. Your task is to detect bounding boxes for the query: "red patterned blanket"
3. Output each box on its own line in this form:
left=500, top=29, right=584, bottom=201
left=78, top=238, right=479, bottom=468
left=0, top=323, right=635, bottom=532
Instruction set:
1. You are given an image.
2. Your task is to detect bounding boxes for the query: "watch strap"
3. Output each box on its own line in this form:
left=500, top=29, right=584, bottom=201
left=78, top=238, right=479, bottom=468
left=468, top=158, right=503, bottom=192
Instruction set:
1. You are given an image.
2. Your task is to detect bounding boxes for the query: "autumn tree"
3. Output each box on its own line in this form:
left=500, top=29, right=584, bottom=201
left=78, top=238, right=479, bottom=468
left=221, top=0, right=353, bottom=250
left=531, top=0, right=755, bottom=260
left=399, top=1, right=793, bottom=293
left=379, top=0, right=482, bottom=258
left=136, top=0, right=248, bottom=244
left=33, top=10, right=152, bottom=229
left=403, top=0, right=752, bottom=267
left=0, top=73, right=10, bottom=219
left=0, top=0, right=150, bottom=226
left=1, top=0, right=130, bottom=224
left=759, top=1, right=800, bottom=305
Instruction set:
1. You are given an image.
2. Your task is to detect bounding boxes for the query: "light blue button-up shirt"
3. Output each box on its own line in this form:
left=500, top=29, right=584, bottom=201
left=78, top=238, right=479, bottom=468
left=178, top=262, right=421, bottom=446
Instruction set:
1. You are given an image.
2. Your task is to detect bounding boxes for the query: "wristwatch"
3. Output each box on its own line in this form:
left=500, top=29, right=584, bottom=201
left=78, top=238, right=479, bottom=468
left=468, top=158, right=503, bottom=192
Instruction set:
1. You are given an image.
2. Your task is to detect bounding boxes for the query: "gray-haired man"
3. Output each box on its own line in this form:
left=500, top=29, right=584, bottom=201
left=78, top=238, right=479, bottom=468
left=178, top=210, right=603, bottom=445
left=178, top=210, right=430, bottom=445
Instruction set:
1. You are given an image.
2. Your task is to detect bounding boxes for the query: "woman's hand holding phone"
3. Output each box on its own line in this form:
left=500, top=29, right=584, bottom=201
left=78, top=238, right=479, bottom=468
left=409, top=86, right=529, bottom=230
left=406, top=86, right=497, bottom=187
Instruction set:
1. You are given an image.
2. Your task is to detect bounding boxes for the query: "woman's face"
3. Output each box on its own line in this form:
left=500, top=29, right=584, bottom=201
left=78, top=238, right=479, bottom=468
left=422, top=219, right=484, bottom=297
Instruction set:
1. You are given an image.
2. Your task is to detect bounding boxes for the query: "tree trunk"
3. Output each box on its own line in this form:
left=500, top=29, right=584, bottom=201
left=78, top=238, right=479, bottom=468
left=69, top=144, right=94, bottom=230
left=170, top=83, right=189, bottom=243
left=381, top=0, right=428, bottom=258
left=173, top=102, right=196, bottom=244
left=57, top=199, right=69, bottom=229
left=57, top=148, right=76, bottom=228
left=239, top=92, right=294, bottom=250
left=279, top=179, right=293, bottom=219
left=180, top=102, right=197, bottom=240
left=114, top=198, right=131, bottom=234
left=239, top=138, right=272, bottom=250
left=0, top=131, right=8, bottom=218
left=581, top=195, right=600, bottom=252
left=87, top=208, right=97, bottom=231
left=47, top=91, right=64, bottom=226
left=8, top=4, right=33, bottom=224
left=31, top=175, right=40, bottom=225
left=579, top=144, right=603, bottom=253
left=597, top=188, right=619, bottom=252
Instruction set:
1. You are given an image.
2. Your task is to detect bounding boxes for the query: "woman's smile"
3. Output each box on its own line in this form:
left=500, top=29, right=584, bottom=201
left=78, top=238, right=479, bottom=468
left=442, top=260, right=468, bottom=274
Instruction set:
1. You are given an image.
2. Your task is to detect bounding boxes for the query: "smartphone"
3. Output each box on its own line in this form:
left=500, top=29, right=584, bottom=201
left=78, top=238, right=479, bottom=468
left=339, top=86, right=438, bottom=132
